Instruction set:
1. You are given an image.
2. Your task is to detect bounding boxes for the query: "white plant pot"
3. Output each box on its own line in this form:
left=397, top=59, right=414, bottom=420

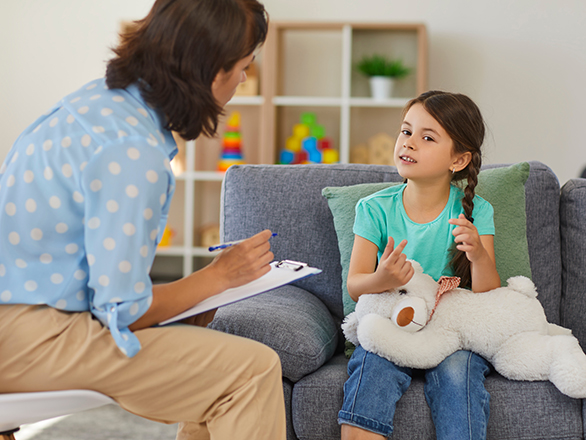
left=369, top=76, right=395, bottom=101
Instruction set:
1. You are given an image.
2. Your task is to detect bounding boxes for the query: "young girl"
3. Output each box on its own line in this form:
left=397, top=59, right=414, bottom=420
left=338, top=91, right=501, bottom=440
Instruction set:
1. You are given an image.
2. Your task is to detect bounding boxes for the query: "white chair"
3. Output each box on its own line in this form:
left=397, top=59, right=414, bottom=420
left=0, top=390, right=114, bottom=440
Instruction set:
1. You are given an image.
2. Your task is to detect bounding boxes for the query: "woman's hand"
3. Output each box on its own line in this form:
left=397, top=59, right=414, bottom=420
left=207, top=229, right=275, bottom=292
left=129, top=230, right=274, bottom=331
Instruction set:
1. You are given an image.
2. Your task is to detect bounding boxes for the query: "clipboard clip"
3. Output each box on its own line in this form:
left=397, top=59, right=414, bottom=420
left=276, top=260, right=307, bottom=271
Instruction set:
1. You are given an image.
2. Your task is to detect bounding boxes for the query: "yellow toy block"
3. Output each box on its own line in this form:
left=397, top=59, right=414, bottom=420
left=322, top=148, right=339, bottom=164
left=293, top=124, right=311, bottom=139
left=286, top=136, right=302, bottom=153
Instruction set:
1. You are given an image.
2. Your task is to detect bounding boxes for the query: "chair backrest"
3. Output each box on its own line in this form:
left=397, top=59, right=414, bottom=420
left=0, top=390, right=114, bottom=433
left=220, top=161, right=561, bottom=324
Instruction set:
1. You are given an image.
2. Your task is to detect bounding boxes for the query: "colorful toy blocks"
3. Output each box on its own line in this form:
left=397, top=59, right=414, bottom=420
left=218, top=111, right=246, bottom=172
left=279, top=112, right=339, bottom=165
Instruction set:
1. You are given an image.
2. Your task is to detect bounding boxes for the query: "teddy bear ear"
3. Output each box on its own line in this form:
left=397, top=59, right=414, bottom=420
left=408, top=260, right=423, bottom=273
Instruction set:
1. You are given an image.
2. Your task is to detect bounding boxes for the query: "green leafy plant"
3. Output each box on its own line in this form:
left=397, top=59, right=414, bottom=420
left=357, top=55, right=411, bottom=78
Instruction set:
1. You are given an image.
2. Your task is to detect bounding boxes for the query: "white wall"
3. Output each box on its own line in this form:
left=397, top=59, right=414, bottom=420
left=2, top=0, right=585, bottom=184
left=0, top=0, right=152, bottom=162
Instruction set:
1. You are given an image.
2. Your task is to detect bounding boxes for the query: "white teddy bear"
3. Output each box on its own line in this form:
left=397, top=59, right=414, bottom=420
left=342, top=261, right=586, bottom=399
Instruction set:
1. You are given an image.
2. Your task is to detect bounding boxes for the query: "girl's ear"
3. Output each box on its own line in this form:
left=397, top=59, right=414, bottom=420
left=452, top=152, right=472, bottom=173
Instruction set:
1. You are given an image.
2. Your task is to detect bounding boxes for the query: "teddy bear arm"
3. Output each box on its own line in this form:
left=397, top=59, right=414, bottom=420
left=341, top=312, right=360, bottom=346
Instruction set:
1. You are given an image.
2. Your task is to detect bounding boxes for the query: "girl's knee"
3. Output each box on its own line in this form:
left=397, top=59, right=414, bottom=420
left=430, top=351, right=490, bottom=387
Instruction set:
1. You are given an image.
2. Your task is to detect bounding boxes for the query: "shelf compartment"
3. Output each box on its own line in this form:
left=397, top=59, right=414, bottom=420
left=277, top=28, right=344, bottom=97
left=349, top=106, right=403, bottom=164
left=276, top=106, right=341, bottom=164
left=351, top=26, right=425, bottom=99
left=194, top=105, right=262, bottom=171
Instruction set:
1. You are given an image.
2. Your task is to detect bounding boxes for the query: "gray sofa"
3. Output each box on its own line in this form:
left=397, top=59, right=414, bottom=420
left=210, top=161, right=586, bottom=440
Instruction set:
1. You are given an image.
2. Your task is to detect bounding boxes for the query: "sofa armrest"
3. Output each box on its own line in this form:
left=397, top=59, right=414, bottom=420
left=209, top=284, right=339, bottom=382
left=560, top=178, right=586, bottom=350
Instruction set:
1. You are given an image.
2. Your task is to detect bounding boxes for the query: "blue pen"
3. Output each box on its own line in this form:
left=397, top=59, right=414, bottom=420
left=208, top=233, right=278, bottom=252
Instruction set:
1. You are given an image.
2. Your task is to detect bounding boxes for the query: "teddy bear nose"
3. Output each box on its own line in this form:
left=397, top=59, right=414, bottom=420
left=391, top=297, right=428, bottom=332
left=396, top=307, right=415, bottom=327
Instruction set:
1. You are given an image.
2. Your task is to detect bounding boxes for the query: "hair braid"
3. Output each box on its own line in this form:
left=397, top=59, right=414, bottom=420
left=450, top=151, right=482, bottom=288
left=462, top=151, right=481, bottom=218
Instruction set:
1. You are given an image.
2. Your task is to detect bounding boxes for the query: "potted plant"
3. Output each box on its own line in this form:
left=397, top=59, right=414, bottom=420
left=357, top=54, right=411, bottom=100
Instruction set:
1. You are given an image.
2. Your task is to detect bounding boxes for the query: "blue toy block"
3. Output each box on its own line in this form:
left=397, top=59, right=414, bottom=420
left=308, top=149, right=322, bottom=163
left=221, top=152, right=244, bottom=160
left=280, top=150, right=296, bottom=164
left=302, top=136, right=318, bottom=152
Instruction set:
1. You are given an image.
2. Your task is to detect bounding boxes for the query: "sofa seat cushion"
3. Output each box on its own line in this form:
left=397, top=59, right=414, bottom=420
left=210, top=285, right=339, bottom=382
left=323, top=162, right=532, bottom=316
left=291, top=356, right=583, bottom=440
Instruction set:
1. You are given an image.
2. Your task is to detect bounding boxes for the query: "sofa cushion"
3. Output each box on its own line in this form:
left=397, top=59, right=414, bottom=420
left=291, top=356, right=583, bottom=440
left=209, top=285, right=339, bottom=382
left=323, top=162, right=532, bottom=316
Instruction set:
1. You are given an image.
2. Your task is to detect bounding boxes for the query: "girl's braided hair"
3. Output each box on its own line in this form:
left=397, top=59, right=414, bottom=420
left=403, top=90, right=486, bottom=288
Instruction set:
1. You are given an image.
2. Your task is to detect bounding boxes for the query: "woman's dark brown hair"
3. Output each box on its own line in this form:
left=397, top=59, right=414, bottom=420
left=106, top=0, right=268, bottom=140
left=403, top=90, right=486, bottom=288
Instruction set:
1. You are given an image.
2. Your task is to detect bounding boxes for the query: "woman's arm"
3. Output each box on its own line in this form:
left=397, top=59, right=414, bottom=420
left=347, top=235, right=413, bottom=302
left=129, top=230, right=274, bottom=330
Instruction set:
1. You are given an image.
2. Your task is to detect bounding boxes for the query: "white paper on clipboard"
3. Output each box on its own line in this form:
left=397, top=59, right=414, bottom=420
left=160, top=260, right=321, bottom=325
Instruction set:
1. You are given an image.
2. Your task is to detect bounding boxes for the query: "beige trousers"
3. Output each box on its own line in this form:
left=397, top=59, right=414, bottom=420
left=0, top=304, right=286, bottom=440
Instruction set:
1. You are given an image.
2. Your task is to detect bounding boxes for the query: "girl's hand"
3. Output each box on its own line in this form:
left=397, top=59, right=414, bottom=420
left=449, top=214, right=488, bottom=263
left=374, top=237, right=414, bottom=289
left=207, top=229, right=274, bottom=291
left=347, top=235, right=413, bottom=301
left=449, top=214, right=501, bottom=293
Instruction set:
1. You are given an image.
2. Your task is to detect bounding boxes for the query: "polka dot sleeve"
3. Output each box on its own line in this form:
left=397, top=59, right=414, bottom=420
left=80, top=138, right=173, bottom=357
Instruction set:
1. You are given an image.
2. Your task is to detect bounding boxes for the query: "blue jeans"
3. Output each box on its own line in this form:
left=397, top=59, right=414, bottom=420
left=338, top=346, right=492, bottom=439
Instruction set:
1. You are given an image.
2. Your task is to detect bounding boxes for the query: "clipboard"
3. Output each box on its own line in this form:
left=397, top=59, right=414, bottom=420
left=160, top=260, right=322, bottom=325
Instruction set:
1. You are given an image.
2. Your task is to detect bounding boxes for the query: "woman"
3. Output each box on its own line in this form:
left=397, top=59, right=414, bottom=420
left=0, top=1, right=285, bottom=439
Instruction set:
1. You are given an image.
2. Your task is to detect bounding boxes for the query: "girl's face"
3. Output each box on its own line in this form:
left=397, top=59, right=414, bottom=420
left=212, top=53, right=256, bottom=107
left=394, top=103, right=468, bottom=183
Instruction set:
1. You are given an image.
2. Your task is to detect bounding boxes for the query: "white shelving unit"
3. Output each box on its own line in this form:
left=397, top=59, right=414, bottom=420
left=260, top=22, right=427, bottom=165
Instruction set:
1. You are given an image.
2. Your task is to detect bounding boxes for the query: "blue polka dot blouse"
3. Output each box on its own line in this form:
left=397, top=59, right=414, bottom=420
left=0, top=78, right=178, bottom=357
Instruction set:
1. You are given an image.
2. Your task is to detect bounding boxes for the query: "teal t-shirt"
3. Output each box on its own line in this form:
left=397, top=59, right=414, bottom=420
left=353, top=183, right=495, bottom=280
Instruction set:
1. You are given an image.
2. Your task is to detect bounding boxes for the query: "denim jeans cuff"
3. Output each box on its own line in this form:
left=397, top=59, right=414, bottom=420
left=338, top=410, right=393, bottom=437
